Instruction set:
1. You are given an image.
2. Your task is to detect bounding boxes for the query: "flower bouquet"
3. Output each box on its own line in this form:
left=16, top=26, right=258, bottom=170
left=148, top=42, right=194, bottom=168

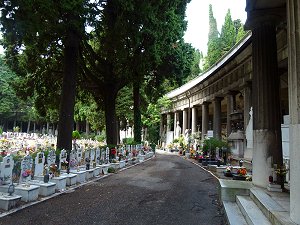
left=61, top=159, right=68, bottom=170
left=233, top=168, right=247, bottom=180
left=223, top=166, right=233, bottom=177
left=22, top=169, right=32, bottom=178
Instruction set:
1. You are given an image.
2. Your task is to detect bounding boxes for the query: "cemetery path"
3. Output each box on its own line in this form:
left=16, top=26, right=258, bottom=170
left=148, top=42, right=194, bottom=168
left=0, top=154, right=225, bottom=225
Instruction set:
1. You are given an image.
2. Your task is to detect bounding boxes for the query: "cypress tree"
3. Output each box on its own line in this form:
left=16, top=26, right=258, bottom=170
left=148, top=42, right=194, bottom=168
left=203, top=4, right=221, bottom=70
left=219, top=9, right=236, bottom=55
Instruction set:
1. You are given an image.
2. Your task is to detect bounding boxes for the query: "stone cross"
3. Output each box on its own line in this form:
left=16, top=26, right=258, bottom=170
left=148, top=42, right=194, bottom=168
left=34, top=152, right=45, bottom=176
left=0, top=155, right=14, bottom=184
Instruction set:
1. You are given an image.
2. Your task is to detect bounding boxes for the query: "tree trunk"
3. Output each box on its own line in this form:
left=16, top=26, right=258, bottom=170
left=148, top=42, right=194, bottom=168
left=133, top=82, right=142, bottom=143
left=27, top=120, right=31, bottom=133
left=57, top=29, right=79, bottom=153
left=85, top=121, right=90, bottom=135
left=103, top=90, right=118, bottom=146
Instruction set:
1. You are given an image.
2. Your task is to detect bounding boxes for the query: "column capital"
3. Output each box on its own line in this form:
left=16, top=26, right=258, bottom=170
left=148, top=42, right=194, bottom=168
left=226, top=90, right=239, bottom=96
left=245, top=7, right=286, bottom=30
left=213, top=97, right=223, bottom=102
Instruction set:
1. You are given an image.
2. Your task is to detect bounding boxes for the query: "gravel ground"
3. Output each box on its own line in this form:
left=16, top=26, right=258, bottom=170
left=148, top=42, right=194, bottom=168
left=0, top=154, right=226, bottom=225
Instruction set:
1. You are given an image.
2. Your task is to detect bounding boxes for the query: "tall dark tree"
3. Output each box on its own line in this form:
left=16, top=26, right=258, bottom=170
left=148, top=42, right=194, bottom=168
left=81, top=0, right=191, bottom=145
left=0, top=1, right=86, bottom=153
left=203, top=4, right=221, bottom=70
left=219, top=9, right=236, bottom=55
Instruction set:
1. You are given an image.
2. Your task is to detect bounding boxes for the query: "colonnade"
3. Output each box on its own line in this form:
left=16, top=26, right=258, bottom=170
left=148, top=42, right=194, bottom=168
left=160, top=85, right=252, bottom=144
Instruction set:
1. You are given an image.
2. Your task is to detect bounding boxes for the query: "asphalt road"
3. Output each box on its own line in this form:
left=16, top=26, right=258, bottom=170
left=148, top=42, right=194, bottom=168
left=0, top=154, right=225, bottom=225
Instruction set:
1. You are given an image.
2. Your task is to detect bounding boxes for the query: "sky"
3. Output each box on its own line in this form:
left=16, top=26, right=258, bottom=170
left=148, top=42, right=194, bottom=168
left=184, top=0, right=247, bottom=54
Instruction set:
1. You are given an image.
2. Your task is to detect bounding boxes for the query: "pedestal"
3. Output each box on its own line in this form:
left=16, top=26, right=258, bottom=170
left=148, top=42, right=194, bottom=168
left=110, top=163, right=120, bottom=170
left=119, top=160, right=126, bottom=168
left=267, top=183, right=282, bottom=192
left=28, top=180, right=56, bottom=196
left=84, top=168, right=95, bottom=180
left=91, top=167, right=100, bottom=177
left=14, top=184, right=40, bottom=202
left=138, top=155, right=145, bottom=162
left=0, top=193, right=22, bottom=210
left=50, top=176, right=67, bottom=191
left=61, top=173, right=77, bottom=186
left=69, top=170, right=87, bottom=183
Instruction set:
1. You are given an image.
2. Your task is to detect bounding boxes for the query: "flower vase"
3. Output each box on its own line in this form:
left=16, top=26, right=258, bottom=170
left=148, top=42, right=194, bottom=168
left=44, top=174, right=49, bottom=183
left=23, top=176, right=30, bottom=187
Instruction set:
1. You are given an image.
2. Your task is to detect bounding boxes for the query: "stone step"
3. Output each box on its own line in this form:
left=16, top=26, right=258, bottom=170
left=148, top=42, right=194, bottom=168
left=223, top=201, right=248, bottom=225
left=236, top=195, right=272, bottom=225
left=250, top=187, right=297, bottom=225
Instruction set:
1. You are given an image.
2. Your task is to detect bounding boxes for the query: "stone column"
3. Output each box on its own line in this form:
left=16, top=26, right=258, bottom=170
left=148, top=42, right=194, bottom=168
left=166, top=113, right=171, bottom=132
left=173, top=111, right=179, bottom=138
left=245, top=10, right=284, bottom=188
left=226, top=92, right=235, bottom=136
left=159, top=114, right=164, bottom=143
left=201, top=102, right=209, bottom=140
left=242, top=82, right=252, bottom=129
left=182, top=109, right=188, bottom=135
left=191, top=107, right=198, bottom=134
left=213, top=97, right=222, bottom=140
left=287, top=0, right=300, bottom=223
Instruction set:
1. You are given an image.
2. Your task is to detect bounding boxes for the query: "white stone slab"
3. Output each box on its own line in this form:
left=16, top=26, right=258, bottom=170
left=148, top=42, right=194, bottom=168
left=219, top=179, right=253, bottom=202
left=0, top=193, right=22, bottom=210
left=14, top=184, right=40, bottom=202
left=69, top=170, right=86, bottom=183
left=61, top=173, right=77, bottom=186
left=28, top=180, right=56, bottom=196
left=84, top=168, right=95, bottom=180
left=92, top=167, right=101, bottom=177
left=110, top=163, right=120, bottom=170
left=0, top=155, right=14, bottom=185
left=50, top=176, right=67, bottom=191
left=119, top=160, right=126, bottom=168
left=237, top=195, right=272, bottom=225
left=223, top=201, right=248, bottom=225
left=34, top=152, right=45, bottom=176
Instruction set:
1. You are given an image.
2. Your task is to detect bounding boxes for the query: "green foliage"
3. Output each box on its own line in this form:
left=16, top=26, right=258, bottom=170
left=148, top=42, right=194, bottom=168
left=108, top=167, right=116, bottom=173
left=202, top=138, right=228, bottom=155
left=203, top=4, right=221, bottom=70
left=94, top=131, right=106, bottom=143
left=142, top=96, right=171, bottom=143
left=236, top=26, right=247, bottom=43
left=72, top=130, right=81, bottom=140
left=219, top=9, right=236, bottom=55
left=122, top=137, right=136, bottom=145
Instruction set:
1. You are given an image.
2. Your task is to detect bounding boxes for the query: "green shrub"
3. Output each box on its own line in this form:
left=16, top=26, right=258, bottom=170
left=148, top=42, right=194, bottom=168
left=107, top=167, right=116, bottom=173
left=72, top=130, right=81, bottom=139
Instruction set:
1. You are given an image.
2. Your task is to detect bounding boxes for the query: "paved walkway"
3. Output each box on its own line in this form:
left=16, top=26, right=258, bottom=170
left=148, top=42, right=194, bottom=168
left=0, top=153, right=225, bottom=225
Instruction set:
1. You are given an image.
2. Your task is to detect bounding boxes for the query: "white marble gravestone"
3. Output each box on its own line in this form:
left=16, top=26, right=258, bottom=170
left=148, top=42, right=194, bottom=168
left=0, top=155, right=14, bottom=184
left=47, top=150, right=56, bottom=173
left=90, top=149, right=95, bottom=163
left=105, top=147, right=109, bottom=163
left=59, top=150, right=67, bottom=170
left=34, top=152, right=45, bottom=176
left=77, top=147, right=83, bottom=166
left=20, top=155, right=33, bottom=183
left=96, top=148, right=101, bottom=165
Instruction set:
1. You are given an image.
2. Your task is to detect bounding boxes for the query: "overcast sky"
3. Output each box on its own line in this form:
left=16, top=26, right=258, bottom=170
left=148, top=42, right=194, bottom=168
left=183, top=0, right=247, bottom=54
